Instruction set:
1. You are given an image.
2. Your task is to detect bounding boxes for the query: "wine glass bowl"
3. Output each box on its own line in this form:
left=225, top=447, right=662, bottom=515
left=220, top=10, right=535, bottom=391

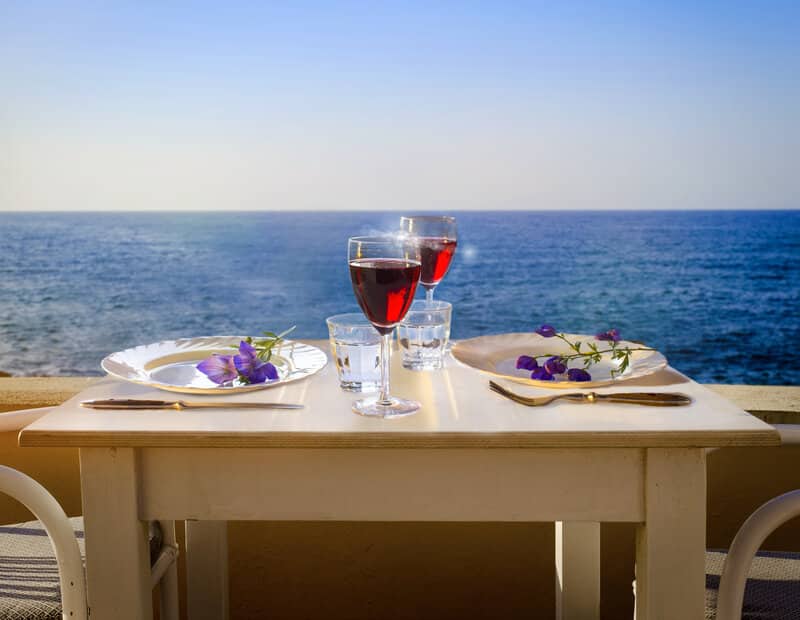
left=399, top=216, right=457, bottom=303
left=348, top=236, right=422, bottom=418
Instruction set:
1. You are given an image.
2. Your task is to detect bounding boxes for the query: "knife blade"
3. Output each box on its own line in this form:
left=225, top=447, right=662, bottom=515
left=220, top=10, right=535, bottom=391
left=563, top=392, right=692, bottom=406
left=80, top=399, right=303, bottom=410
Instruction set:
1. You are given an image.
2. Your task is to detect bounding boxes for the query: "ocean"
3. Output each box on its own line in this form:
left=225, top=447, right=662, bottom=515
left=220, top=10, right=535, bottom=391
left=1, top=210, right=798, bottom=385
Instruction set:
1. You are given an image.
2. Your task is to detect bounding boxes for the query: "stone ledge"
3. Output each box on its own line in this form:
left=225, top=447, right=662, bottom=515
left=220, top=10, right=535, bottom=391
left=0, top=377, right=98, bottom=412
left=706, top=384, right=800, bottom=412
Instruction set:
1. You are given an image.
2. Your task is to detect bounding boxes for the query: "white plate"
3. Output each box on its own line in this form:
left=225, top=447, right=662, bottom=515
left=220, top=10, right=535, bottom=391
left=450, top=332, right=667, bottom=388
left=101, top=336, right=328, bottom=394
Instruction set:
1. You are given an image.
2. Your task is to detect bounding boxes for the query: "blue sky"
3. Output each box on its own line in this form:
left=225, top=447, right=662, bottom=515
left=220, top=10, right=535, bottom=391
left=1, top=1, right=798, bottom=210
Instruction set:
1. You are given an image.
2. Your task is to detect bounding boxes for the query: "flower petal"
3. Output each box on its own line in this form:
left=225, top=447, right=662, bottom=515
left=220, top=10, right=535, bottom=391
left=234, top=341, right=261, bottom=375
left=595, top=328, right=621, bottom=342
left=516, top=355, right=539, bottom=371
left=535, top=324, right=557, bottom=338
left=530, top=367, right=554, bottom=381
left=233, top=355, right=251, bottom=374
left=544, top=356, right=567, bottom=375
left=245, top=362, right=279, bottom=384
left=265, top=363, right=279, bottom=380
left=567, top=368, right=592, bottom=382
left=238, top=340, right=258, bottom=359
left=197, top=354, right=238, bottom=384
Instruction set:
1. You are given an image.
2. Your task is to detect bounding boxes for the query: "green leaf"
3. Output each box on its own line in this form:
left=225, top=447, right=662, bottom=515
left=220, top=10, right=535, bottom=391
left=277, top=326, right=297, bottom=339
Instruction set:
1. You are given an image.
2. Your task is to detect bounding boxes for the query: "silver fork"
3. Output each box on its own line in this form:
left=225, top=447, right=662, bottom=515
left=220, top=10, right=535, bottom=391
left=488, top=380, right=692, bottom=407
left=489, top=381, right=586, bottom=407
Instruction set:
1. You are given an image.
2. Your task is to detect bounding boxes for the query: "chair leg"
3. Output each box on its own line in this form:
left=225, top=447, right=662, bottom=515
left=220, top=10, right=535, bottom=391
left=157, top=520, right=181, bottom=620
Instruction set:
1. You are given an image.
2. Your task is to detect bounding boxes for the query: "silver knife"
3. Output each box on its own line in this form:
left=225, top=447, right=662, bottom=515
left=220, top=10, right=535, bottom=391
left=80, top=399, right=303, bottom=410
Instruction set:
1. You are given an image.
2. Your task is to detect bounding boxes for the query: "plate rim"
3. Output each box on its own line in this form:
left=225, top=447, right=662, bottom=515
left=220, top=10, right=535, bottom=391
left=450, top=332, right=667, bottom=389
left=101, top=335, right=328, bottom=394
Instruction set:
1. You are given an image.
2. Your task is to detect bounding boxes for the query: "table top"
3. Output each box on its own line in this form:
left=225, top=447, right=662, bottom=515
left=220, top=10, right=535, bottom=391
left=19, top=340, right=779, bottom=449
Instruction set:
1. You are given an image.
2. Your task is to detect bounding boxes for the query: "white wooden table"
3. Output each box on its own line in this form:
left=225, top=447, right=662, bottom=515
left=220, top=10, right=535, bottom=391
left=19, top=341, right=778, bottom=620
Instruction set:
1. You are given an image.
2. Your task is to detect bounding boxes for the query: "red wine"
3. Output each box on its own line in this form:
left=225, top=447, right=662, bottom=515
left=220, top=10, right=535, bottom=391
left=417, top=237, right=457, bottom=289
left=349, top=259, right=421, bottom=334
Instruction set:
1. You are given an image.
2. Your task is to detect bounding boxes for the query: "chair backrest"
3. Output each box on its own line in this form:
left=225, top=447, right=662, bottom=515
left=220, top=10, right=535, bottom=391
left=0, top=464, right=88, bottom=620
left=716, top=489, right=800, bottom=620
left=1, top=406, right=180, bottom=619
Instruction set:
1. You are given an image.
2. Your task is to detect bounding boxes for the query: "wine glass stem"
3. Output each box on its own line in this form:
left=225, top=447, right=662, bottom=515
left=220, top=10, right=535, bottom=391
left=425, top=287, right=434, bottom=304
left=378, top=332, right=392, bottom=406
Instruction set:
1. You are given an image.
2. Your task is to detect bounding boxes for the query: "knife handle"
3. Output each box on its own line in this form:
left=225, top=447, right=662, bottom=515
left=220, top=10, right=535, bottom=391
left=82, top=399, right=176, bottom=407
left=596, top=392, right=692, bottom=404
left=604, top=397, right=691, bottom=407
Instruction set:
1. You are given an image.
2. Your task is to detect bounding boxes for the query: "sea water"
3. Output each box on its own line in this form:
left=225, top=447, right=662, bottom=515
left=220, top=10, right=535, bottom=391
left=0, top=210, right=798, bottom=384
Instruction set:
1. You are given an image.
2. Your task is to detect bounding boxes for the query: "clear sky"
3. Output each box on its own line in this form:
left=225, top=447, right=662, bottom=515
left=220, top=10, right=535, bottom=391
left=1, top=1, right=798, bottom=211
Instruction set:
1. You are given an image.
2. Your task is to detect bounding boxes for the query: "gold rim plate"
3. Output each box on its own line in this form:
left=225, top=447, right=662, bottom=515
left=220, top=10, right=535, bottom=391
left=450, top=332, right=667, bottom=388
left=101, top=336, right=328, bottom=394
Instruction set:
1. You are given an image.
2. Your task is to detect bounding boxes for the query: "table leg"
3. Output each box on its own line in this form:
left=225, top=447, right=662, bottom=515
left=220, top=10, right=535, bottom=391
left=186, top=520, right=230, bottom=620
left=555, top=521, right=601, bottom=620
left=635, top=448, right=706, bottom=620
left=80, top=448, right=153, bottom=620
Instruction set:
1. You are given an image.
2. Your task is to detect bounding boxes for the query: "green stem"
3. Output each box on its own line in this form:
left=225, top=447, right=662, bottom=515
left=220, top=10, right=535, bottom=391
left=554, top=333, right=579, bottom=352
left=531, top=346, right=654, bottom=362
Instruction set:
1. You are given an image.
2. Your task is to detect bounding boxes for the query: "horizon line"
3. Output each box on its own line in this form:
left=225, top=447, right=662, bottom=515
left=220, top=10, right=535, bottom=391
left=2, top=207, right=798, bottom=214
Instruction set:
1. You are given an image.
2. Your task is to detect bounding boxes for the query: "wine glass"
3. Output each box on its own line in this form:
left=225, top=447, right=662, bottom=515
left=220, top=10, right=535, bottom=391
left=399, top=215, right=457, bottom=303
left=348, top=236, right=422, bottom=418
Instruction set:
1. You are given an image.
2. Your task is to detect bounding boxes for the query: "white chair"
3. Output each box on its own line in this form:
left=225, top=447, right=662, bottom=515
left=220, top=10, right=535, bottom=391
left=709, top=425, right=800, bottom=619
left=712, top=489, right=800, bottom=620
left=0, top=407, right=180, bottom=620
left=0, top=464, right=87, bottom=619
left=705, top=425, right=800, bottom=619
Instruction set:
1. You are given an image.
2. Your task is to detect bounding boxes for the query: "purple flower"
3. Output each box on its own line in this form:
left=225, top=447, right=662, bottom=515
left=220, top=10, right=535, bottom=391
left=535, top=324, right=557, bottom=338
left=544, top=356, right=567, bottom=375
left=595, top=328, right=621, bottom=342
left=244, top=361, right=279, bottom=384
left=516, top=355, right=539, bottom=371
left=234, top=341, right=278, bottom=384
left=530, top=367, right=554, bottom=381
left=233, top=341, right=260, bottom=374
left=567, top=368, right=592, bottom=382
left=197, top=354, right=238, bottom=384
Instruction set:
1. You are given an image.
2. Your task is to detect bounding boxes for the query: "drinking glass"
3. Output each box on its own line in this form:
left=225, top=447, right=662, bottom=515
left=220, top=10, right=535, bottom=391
left=397, top=300, right=452, bottom=371
left=348, top=236, right=422, bottom=417
left=399, top=215, right=457, bottom=303
left=326, top=313, right=381, bottom=392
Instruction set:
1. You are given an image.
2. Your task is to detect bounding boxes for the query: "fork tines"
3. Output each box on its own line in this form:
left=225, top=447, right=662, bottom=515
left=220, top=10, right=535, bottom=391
left=489, top=381, right=532, bottom=405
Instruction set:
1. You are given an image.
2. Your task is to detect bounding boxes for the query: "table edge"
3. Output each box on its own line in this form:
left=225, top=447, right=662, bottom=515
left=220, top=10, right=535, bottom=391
left=18, top=428, right=781, bottom=449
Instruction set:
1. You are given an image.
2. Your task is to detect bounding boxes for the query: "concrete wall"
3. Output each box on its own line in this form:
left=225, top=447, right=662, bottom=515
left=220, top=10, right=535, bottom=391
left=1, top=379, right=798, bottom=619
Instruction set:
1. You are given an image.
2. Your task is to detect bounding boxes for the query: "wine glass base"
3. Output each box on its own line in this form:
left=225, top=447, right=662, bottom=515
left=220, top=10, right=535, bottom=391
left=352, top=396, right=420, bottom=418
